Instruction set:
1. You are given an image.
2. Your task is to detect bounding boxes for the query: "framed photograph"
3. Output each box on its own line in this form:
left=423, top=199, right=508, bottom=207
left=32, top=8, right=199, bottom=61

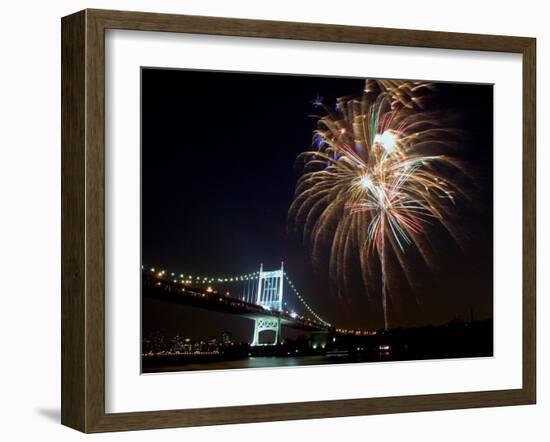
left=61, top=9, right=536, bottom=433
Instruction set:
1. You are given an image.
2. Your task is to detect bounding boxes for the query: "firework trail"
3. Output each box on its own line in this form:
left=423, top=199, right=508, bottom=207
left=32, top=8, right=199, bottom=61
left=289, top=79, right=468, bottom=329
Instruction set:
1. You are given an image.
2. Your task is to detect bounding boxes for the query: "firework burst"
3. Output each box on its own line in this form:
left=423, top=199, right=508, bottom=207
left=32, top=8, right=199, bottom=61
left=289, top=79, right=468, bottom=329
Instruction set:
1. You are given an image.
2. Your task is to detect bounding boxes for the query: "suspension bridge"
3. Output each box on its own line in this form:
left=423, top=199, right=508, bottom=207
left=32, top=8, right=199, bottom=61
left=142, top=262, right=343, bottom=346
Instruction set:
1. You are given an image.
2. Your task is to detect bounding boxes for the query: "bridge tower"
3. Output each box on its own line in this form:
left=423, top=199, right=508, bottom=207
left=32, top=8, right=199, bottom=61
left=251, top=262, right=284, bottom=346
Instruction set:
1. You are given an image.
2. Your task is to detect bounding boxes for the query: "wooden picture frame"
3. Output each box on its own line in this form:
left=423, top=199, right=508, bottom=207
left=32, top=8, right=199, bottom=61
left=61, top=8, right=536, bottom=433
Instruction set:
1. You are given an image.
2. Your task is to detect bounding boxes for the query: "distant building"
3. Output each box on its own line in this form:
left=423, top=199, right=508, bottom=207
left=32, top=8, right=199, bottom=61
left=310, top=331, right=329, bottom=351
left=221, top=331, right=233, bottom=345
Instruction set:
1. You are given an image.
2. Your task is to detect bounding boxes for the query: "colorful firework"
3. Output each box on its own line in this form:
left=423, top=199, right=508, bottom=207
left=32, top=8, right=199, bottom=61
left=289, top=79, right=468, bottom=329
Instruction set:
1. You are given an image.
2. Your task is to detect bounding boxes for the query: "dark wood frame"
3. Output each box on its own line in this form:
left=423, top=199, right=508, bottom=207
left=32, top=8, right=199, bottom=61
left=61, top=8, right=536, bottom=433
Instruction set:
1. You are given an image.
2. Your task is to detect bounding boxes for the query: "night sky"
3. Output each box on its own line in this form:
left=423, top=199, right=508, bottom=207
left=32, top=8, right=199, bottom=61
left=141, top=68, right=493, bottom=341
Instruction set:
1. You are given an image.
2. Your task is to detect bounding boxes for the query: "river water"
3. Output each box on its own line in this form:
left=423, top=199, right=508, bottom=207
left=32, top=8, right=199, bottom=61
left=144, top=354, right=392, bottom=373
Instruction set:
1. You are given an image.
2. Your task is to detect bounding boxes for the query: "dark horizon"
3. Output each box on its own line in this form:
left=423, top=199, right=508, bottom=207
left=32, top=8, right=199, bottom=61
left=141, top=68, right=493, bottom=342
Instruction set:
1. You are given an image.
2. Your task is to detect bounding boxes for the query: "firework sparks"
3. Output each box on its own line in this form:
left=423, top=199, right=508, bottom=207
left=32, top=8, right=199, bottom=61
left=289, top=79, right=467, bottom=329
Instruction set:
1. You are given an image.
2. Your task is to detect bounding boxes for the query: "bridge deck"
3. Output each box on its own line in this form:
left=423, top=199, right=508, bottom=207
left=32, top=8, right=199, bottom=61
left=142, top=275, right=329, bottom=332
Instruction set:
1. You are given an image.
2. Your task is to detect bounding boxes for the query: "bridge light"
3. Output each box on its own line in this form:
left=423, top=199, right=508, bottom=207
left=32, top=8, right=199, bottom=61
left=290, top=312, right=298, bottom=319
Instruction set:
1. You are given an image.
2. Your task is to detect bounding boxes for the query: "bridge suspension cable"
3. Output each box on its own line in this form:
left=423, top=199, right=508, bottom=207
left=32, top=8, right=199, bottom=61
left=284, top=273, right=331, bottom=327
left=143, top=266, right=260, bottom=285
